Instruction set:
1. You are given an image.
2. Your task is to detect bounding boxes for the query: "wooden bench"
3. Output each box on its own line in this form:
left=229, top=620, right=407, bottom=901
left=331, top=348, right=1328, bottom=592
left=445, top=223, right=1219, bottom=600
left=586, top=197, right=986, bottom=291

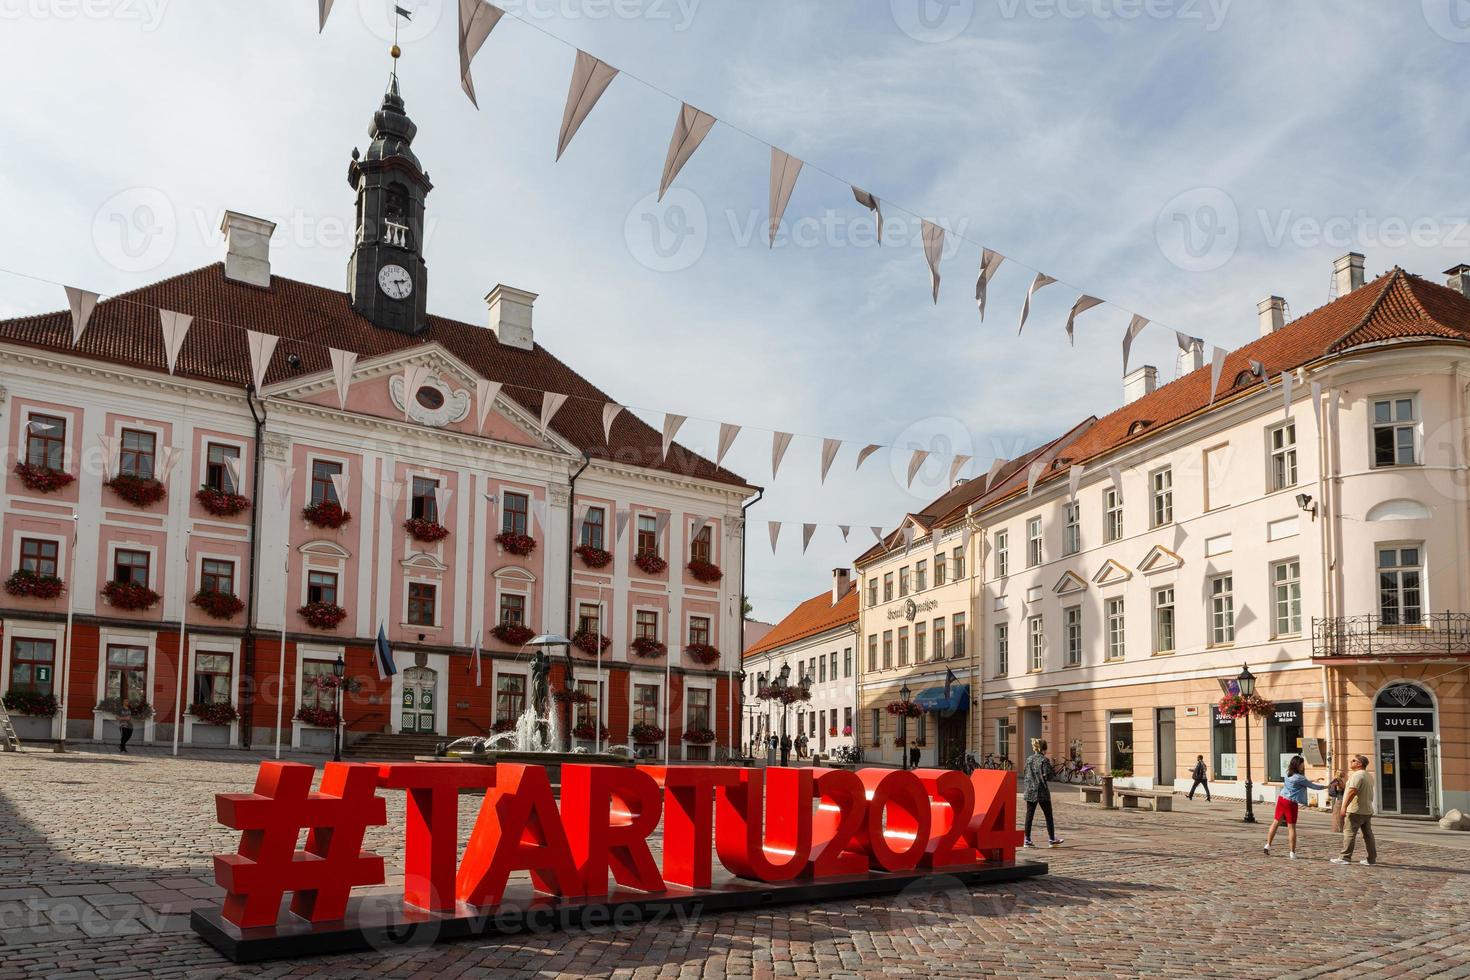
left=1080, top=786, right=1174, bottom=811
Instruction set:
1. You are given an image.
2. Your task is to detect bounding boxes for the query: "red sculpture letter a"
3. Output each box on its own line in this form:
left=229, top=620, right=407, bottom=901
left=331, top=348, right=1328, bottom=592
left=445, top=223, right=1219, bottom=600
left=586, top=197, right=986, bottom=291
left=715, top=767, right=813, bottom=883
left=561, top=764, right=665, bottom=895
left=456, top=764, right=585, bottom=906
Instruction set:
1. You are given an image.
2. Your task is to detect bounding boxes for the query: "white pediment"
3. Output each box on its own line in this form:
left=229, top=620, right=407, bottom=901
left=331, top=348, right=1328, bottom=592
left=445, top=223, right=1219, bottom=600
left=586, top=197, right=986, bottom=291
left=1138, top=544, right=1183, bottom=574
left=1053, top=570, right=1089, bottom=596
left=401, top=551, right=448, bottom=572
left=1091, top=558, right=1132, bottom=585
left=493, top=566, right=538, bottom=584
left=300, top=539, right=352, bottom=559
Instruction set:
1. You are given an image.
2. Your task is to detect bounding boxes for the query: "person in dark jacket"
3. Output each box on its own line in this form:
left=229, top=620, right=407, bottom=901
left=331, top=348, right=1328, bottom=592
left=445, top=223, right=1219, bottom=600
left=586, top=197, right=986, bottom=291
left=1020, top=738, right=1063, bottom=847
left=1188, top=755, right=1211, bottom=801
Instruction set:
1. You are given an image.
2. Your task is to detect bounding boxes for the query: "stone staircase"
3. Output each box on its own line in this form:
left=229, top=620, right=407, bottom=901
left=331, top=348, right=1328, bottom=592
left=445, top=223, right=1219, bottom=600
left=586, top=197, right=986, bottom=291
left=343, top=731, right=446, bottom=761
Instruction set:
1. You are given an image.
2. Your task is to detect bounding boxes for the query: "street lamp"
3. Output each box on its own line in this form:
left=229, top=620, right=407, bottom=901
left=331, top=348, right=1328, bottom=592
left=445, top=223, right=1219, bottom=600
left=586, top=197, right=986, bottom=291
left=774, top=662, right=796, bottom=766
left=1237, top=663, right=1257, bottom=824
left=332, top=654, right=346, bottom=763
left=900, top=681, right=912, bottom=771
left=736, top=669, right=747, bottom=759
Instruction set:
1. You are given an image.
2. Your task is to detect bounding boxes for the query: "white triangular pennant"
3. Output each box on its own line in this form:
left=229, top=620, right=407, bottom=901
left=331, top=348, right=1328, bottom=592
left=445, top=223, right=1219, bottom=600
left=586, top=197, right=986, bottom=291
left=921, top=220, right=945, bottom=303
left=855, top=444, right=880, bottom=472
left=949, top=454, right=972, bottom=487
left=318, top=0, right=334, bottom=32
left=97, top=433, right=118, bottom=480
left=768, top=521, right=782, bottom=554
left=379, top=479, right=404, bottom=505
left=802, top=523, right=817, bottom=553
left=659, top=103, right=716, bottom=201
left=1107, top=464, right=1124, bottom=497
left=768, top=148, right=803, bottom=246
left=530, top=499, right=548, bottom=536
left=901, top=526, right=915, bottom=552
left=907, top=449, right=930, bottom=488
left=690, top=516, right=708, bottom=543
left=1122, top=315, right=1149, bottom=376
left=654, top=511, right=670, bottom=542
left=662, top=414, right=687, bottom=461
left=975, top=249, right=1004, bottom=322
left=400, top=364, right=431, bottom=422
left=1027, top=457, right=1048, bottom=497
left=557, top=49, right=618, bottom=161
left=158, top=310, right=192, bottom=375
left=65, top=286, right=99, bottom=346
left=1064, top=295, right=1103, bottom=346
left=245, top=330, right=278, bottom=392
left=771, top=431, right=794, bottom=479
left=819, top=438, right=841, bottom=484
left=458, top=0, right=506, bottom=108
left=223, top=455, right=242, bottom=494
left=1311, top=381, right=1323, bottom=431
left=329, top=471, right=351, bottom=507
left=158, top=446, right=183, bottom=486
left=839, top=525, right=851, bottom=541
left=433, top=487, right=454, bottom=523
left=871, top=526, right=885, bottom=544
left=540, top=391, right=569, bottom=434
left=1018, top=273, right=1056, bottom=334
left=329, top=348, right=357, bottom=410
left=1068, top=464, right=1086, bottom=502
left=1209, top=346, right=1228, bottom=405
left=615, top=508, right=631, bottom=541
left=984, top=457, right=1008, bottom=494
left=1280, top=371, right=1293, bottom=418
left=601, top=403, right=623, bottom=443
left=852, top=186, right=883, bottom=243
left=476, top=379, right=502, bottom=435
left=271, top=463, right=295, bottom=511
left=716, top=422, right=741, bottom=467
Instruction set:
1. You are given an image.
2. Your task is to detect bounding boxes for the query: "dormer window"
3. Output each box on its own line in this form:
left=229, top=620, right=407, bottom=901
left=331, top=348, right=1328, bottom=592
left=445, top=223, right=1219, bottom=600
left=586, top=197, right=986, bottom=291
left=1234, top=371, right=1255, bottom=387
left=1128, top=419, right=1152, bottom=436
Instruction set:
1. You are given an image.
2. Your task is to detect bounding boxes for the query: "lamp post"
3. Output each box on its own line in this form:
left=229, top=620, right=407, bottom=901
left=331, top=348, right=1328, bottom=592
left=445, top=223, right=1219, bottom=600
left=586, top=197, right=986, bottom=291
left=331, top=654, right=345, bottom=763
left=1238, top=663, right=1257, bottom=824
left=900, top=682, right=912, bottom=770
left=777, top=662, right=792, bottom=767
left=736, top=669, right=747, bottom=759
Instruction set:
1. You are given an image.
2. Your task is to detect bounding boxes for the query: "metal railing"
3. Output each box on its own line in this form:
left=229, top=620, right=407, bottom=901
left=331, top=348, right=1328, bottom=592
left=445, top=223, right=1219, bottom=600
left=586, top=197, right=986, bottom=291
left=1312, top=613, right=1470, bottom=659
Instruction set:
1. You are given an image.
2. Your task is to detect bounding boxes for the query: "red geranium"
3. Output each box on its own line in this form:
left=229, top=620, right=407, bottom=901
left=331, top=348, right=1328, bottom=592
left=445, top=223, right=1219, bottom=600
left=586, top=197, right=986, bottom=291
left=685, top=642, right=720, bottom=666
left=403, top=517, right=450, bottom=543
left=630, top=723, right=664, bottom=744
left=572, top=722, right=609, bottom=741
left=13, top=462, right=74, bottom=494
left=1217, top=692, right=1274, bottom=720
left=687, top=559, right=723, bottom=583
left=574, top=544, right=612, bottom=568
left=102, top=580, right=161, bottom=611
left=886, top=700, right=923, bottom=718
left=104, top=474, right=167, bottom=508
left=192, top=589, right=244, bottom=619
left=5, top=569, right=65, bottom=600
left=298, top=601, right=348, bottom=630
left=196, top=487, right=251, bottom=517
left=492, top=718, right=517, bottom=733
left=630, top=636, right=667, bottom=658
left=634, top=551, right=668, bottom=575
left=552, top=688, right=593, bottom=705
left=302, top=499, right=352, bottom=529
left=491, top=622, right=536, bottom=646
left=572, top=630, right=612, bottom=655
left=294, top=706, right=339, bottom=728
left=682, top=727, right=716, bottom=745
left=496, top=531, right=537, bottom=556
left=189, top=701, right=239, bottom=726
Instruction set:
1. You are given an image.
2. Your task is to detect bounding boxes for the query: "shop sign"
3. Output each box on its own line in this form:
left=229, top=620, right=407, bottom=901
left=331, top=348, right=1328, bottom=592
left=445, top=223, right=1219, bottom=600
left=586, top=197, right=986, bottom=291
left=1375, top=710, right=1434, bottom=732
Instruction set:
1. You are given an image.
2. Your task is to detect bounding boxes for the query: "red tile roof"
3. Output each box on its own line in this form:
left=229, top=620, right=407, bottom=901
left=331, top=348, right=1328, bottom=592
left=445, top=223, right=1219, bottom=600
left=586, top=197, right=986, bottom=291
left=743, top=582, right=858, bottom=658
left=0, top=264, right=751, bottom=489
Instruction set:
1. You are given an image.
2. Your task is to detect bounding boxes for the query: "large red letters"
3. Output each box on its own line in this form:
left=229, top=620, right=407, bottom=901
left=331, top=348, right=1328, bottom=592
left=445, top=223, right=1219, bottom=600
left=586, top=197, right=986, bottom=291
left=455, top=764, right=585, bottom=905
left=378, top=763, right=497, bottom=911
left=715, top=767, right=813, bottom=882
left=645, top=766, right=739, bottom=888
left=560, top=764, right=665, bottom=894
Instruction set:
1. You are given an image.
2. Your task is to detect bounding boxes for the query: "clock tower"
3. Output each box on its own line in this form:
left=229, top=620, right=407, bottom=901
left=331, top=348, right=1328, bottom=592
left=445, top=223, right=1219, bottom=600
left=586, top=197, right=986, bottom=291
left=347, top=72, right=432, bottom=335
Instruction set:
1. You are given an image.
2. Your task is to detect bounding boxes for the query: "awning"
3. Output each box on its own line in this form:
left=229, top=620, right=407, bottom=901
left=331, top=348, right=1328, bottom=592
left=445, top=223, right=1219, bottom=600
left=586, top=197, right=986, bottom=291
left=914, top=684, right=969, bottom=713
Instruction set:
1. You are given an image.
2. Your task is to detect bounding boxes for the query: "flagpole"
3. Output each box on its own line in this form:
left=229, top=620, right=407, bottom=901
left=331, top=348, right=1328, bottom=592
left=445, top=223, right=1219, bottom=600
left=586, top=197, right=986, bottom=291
left=663, top=586, right=671, bottom=763
left=55, top=510, right=78, bottom=752
left=274, top=549, right=287, bottom=760
left=594, top=582, right=603, bottom=754
left=171, top=529, right=191, bottom=756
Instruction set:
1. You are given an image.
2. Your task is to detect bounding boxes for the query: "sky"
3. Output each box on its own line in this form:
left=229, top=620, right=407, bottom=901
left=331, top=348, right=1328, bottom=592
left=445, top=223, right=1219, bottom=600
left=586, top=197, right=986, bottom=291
left=3, top=1, right=1470, bottom=622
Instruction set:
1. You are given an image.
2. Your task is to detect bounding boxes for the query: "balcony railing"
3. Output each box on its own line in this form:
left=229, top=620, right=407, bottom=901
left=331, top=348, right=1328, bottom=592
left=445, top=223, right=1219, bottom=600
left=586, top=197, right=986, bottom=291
left=1312, top=613, right=1470, bottom=659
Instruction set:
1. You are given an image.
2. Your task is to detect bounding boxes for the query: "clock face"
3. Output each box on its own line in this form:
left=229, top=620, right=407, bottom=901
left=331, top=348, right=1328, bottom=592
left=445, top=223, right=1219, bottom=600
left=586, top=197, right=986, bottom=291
left=378, top=264, right=413, bottom=300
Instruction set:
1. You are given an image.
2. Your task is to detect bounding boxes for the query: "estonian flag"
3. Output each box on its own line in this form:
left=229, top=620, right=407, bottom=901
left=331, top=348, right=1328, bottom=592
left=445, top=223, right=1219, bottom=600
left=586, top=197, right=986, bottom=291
left=944, top=667, right=957, bottom=694
left=375, top=623, right=398, bottom=681
left=468, top=630, right=483, bottom=687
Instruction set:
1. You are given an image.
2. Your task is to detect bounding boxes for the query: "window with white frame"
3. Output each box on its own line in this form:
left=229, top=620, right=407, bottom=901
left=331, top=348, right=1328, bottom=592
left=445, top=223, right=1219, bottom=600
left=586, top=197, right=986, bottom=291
left=1106, top=597, right=1126, bottom=661
left=883, top=573, right=894, bottom=602
left=495, top=673, right=526, bottom=723
left=301, top=658, right=337, bottom=712
left=192, top=651, right=232, bottom=705
left=933, top=618, right=946, bottom=660
left=205, top=443, right=241, bottom=494
left=1027, top=615, right=1044, bottom=672
left=1272, top=559, right=1302, bottom=636
left=867, top=634, right=878, bottom=672
left=952, top=613, right=966, bottom=658
left=1063, top=606, right=1082, bottom=667
left=1372, top=396, right=1418, bottom=467
left=995, top=530, right=1009, bottom=577
left=934, top=555, right=947, bottom=586
left=882, top=630, right=893, bottom=669
left=633, top=683, right=659, bottom=727
left=18, top=537, right=59, bottom=578
left=25, top=414, right=66, bottom=471
left=498, top=592, right=526, bottom=626
left=580, top=507, right=606, bottom=550
left=915, top=560, right=927, bottom=592
left=577, top=602, right=601, bottom=636
left=1377, top=544, right=1423, bottom=626
left=897, top=627, right=909, bottom=666
left=502, top=491, right=529, bottom=535
left=306, top=571, right=338, bottom=606
left=899, top=566, right=910, bottom=597
left=118, top=428, right=156, bottom=480
left=915, top=620, right=927, bottom=661
left=1209, top=574, right=1235, bottom=646
left=408, top=582, right=437, bottom=626
left=1269, top=422, right=1297, bottom=490
left=310, top=459, right=342, bottom=505
left=867, top=577, right=878, bottom=606
left=1104, top=488, right=1123, bottom=542
left=635, top=609, right=659, bottom=641
left=995, top=622, right=1009, bottom=675
left=410, top=476, right=439, bottom=522
left=688, top=615, right=711, bottom=646
left=952, top=547, right=965, bottom=579
left=1063, top=502, right=1080, bottom=556
left=104, top=645, right=147, bottom=704
left=635, top=515, right=659, bottom=557
left=1026, top=517, right=1042, bottom=567
left=1151, top=467, right=1173, bottom=527
left=1153, top=587, right=1175, bottom=654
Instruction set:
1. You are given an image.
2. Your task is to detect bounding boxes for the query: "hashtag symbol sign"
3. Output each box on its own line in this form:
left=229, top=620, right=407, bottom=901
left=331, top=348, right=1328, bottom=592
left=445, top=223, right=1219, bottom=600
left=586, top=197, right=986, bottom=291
left=213, top=761, right=387, bottom=929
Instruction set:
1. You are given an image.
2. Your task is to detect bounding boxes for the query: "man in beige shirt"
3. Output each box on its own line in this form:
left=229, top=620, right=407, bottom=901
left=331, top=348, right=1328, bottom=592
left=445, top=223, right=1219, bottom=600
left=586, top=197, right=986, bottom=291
left=1331, top=754, right=1377, bottom=866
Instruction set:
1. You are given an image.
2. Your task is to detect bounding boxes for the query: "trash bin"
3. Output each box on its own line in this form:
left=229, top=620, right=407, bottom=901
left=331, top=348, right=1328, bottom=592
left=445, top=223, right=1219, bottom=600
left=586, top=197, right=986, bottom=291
left=1102, top=774, right=1114, bottom=809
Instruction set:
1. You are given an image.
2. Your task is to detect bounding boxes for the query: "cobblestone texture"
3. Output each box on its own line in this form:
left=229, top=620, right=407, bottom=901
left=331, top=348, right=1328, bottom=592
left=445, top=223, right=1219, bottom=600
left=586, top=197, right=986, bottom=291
left=2, top=746, right=1469, bottom=978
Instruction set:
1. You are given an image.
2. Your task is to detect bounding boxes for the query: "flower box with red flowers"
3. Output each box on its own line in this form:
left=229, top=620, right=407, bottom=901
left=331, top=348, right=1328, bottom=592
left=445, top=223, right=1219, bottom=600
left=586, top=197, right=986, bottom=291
left=491, top=718, right=517, bottom=734
left=496, top=531, right=537, bottom=556
left=912, top=739, right=928, bottom=748
left=96, top=696, right=152, bottom=718
left=828, top=727, right=838, bottom=737
left=491, top=622, right=536, bottom=646
left=403, top=518, right=450, bottom=543
left=1217, top=692, right=1274, bottom=720
left=682, top=727, right=716, bottom=745
left=685, top=642, right=720, bottom=666
left=5, top=569, right=65, bottom=600
left=196, top=487, right=251, bottom=518
left=189, top=701, right=239, bottom=726
left=298, top=601, right=348, bottom=630
left=552, top=688, right=593, bottom=705
left=2, top=690, right=59, bottom=717
left=572, top=722, right=609, bottom=741
left=13, top=462, right=74, bottom=494
left=885, top=700, right=923, bottom=718
left=193, top=589, right=245, bottom=620
left=574, top=544, right=612, bottom=569
left=892, top=735, right=907, bottom=747
left=630, top=636, right=667, bottom=659
left=686, top=559, right=723, bottom=584
left=630, top=723, right=664, bottom=744
left=104, top=474, right=167, bottom=509
left=308, top=675, right=363, bottom=696
left=302, top=499, right=352, bottom=529
left=842, top=725, right=853, bottom=736
left=294, top=705, right=340, bottom=728
left=633, top=551, right=668, bottom=575
left=103, top=579, right=161, bottom=611
left=572, top=630, right=612, bottom=655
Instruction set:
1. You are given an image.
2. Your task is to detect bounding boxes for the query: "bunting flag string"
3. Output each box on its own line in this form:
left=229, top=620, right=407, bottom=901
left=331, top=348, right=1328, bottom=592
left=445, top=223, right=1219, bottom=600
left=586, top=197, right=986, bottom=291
left=245, top=330, right=278, bottom=393
left=975, top=249, right=1003, bottom=322
left=771, top=431, right=794, bottom=479
left=65, top=286, right=98, bottom=346
left=318, top=0, right=334, bottom=32
left=1107, top=464, right=1124, bottom=497
left=768, top=148, right=803, bottom=246
left=329, top=347, right=358, bottom=410
left=97, top=433, right=118, bottom=481
left=601, top=402, right=624, bottom=442
left=478, top=379, right=503, bottom=435
left=1280, top=370, right=1292, bottom=418
left=1067, top=463, right=1086, bottom=503
left=819, top=438, right=841, bottom=484
left=984, top=457, right=1008, bottom=493
left=458, top=0, right=506, bottom=108
left=661, top=413, right=686, bottom=460
left=801, top=523, right=817, bottom=553
left=716, top=422, right=741, bottom=467
left=1121, top=315, right=1149, bottom=376
left=851, top=187, right=883, bottom=243
left=921, top=220, right=945, bottom=303
left=557, top=49, right=618, bottom=160
left=1017, top=273, right=1056, bottom=335
left=329, top=471, right=351, bottom=508
left=659, top=103, right=716, bottom=201
left=949, top=454, right=972, bottom=487
left=1064, top=295, right=1103, bottom=347
left=768, top=521, right=781, bottom=554
left=158, top=310, right=191, bottom=375
left=271, top=462, right=296, bottom=511
left=855, top=444, right=880, bottom=472
left=539, top=391, right=569, bottom=433
left=158, top=446, right=184, bottom=486
left=1209, top=346, right=1227, bottom=405
left=906, top=449, right=929, bottom=488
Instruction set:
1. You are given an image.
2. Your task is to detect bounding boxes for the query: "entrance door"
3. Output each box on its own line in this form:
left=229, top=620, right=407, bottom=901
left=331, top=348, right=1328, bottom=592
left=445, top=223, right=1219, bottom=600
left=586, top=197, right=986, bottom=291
left=1022, top=708, right=1043, bottom=753
left=1374, top=682, right=1438, bottom=816
left=1155, top=708, right=1177, bottom=790
left=1396, top=735, right=1431, bottom=816
left=400, top=666, right=437, bottom=734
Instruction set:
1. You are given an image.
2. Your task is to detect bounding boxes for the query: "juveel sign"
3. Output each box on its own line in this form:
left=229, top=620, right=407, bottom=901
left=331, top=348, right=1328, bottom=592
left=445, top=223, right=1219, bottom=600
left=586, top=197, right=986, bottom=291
left=196, top=761, right=1035, bottom=961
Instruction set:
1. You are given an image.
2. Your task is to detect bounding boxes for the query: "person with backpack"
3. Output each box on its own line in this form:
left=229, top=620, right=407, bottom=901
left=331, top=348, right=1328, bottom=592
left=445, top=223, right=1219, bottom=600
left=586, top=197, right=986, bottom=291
left=1020, top=738, right=1063, bottom=848
left=1188, top=754, right=1211, bottom=801
left=1264, top=755, right=1328, bottom=859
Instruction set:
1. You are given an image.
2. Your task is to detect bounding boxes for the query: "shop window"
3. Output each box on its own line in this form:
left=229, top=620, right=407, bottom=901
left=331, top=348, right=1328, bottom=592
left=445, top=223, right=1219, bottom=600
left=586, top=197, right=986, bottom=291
left=1108, top=711, right=1134, bottom=775
left=1266, top=701, right=1304, bottom=782
left=1212, top=707, right=1238, bottom=781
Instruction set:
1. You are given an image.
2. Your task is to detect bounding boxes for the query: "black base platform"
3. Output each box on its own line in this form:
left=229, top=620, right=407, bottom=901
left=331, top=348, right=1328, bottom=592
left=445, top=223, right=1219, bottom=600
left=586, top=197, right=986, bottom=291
left=192, top=860, right=1047, bottom=963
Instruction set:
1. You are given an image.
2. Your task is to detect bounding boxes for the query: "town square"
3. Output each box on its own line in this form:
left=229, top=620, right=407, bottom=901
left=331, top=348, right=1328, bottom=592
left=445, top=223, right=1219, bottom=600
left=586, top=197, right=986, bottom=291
left=3, top=2, right=1470, bottom=977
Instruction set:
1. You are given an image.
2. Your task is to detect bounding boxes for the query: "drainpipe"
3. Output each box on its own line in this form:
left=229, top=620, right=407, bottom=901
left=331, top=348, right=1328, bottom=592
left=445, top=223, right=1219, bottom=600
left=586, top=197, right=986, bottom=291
left=738, top=487, right=764, bottom=755
left=1315, top=370, right=1336, bottom=780
left=561, top=452, right=590, bottom=750
left=242, top=386, right=267, bottom=749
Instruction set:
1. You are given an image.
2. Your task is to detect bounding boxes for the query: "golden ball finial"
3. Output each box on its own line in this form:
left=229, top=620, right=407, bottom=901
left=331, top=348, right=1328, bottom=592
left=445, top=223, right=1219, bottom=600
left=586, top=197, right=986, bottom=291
left=391, top=44, right=401, bottom=59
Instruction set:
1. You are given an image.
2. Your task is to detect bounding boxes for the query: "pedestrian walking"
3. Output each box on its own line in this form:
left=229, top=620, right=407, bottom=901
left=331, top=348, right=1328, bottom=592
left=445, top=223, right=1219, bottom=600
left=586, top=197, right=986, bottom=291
left=1021, top=738, right=1063, bottom=848
left=1263, top=756, right=1327, bottom=859
left=1331, top=754, right=1377, bottom=866
left=1327, top=772, right=1346, bottom=833
left=116, top=703, right=134, bottom=753
left=909, top=744, right=921, bottom=769
left=1187, top=754, right=1211, bottom=801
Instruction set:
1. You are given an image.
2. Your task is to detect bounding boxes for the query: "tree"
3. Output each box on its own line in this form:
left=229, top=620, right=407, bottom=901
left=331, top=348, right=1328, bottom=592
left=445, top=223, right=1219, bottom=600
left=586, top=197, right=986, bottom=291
left=742, top=597, right=754, bottom=619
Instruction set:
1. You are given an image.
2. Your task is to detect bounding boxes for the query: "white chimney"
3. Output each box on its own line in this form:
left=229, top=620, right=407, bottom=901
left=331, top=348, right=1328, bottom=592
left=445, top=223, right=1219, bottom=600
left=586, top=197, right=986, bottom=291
left=1257, top=296, right=1286, bottom=336
left=1333, top=253, right=1365, bottom=295
left=832, top=567, right=851, bottom=604
left=1176, top=338, right=1204, bottom=375
left=1445, top=264, right=1470, bottom=298
left=220, top=211, right=276, bottom=288
left=486, top=284, right=538, bottom=351
left=1124, top=365, right=1157, bottom=404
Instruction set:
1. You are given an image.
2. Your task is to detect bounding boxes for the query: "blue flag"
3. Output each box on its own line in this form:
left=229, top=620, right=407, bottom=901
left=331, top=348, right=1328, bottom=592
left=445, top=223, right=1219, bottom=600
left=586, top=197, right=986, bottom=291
left=375, top=623, right=398, bottom=680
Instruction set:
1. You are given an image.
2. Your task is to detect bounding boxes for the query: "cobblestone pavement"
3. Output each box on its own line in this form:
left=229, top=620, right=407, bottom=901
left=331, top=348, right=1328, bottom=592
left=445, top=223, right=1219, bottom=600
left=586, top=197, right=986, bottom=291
left=2, top=746, right=1469, bottom=979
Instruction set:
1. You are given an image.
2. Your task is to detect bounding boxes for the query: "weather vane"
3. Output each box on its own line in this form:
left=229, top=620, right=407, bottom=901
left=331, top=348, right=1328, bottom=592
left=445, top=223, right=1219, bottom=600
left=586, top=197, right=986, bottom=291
left=389, top=4, right=411, bottom=73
